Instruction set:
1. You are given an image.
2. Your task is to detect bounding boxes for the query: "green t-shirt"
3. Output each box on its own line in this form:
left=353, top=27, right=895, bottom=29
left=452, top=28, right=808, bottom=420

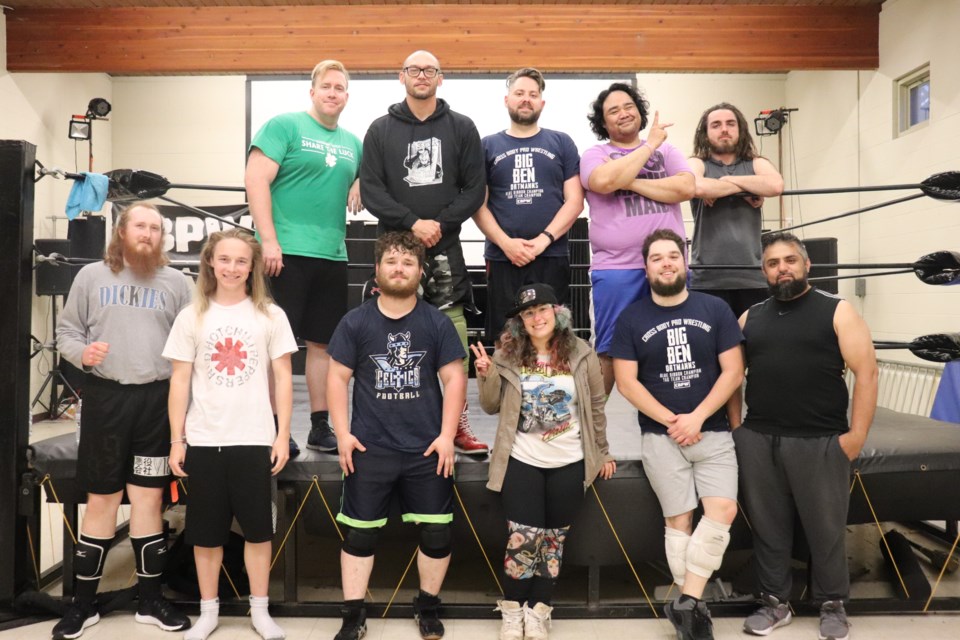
left=250, top=112, right=362, bottom=261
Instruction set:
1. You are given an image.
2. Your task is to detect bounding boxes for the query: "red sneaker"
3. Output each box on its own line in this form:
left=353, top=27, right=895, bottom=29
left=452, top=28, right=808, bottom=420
left=454, top=403, right=489, bottom=456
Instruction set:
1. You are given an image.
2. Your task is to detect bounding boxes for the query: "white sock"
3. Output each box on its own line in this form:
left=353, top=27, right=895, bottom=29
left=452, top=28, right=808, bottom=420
left=185, top=598, right=219, bottom=640
left=250, top=595, right=285, bottom=640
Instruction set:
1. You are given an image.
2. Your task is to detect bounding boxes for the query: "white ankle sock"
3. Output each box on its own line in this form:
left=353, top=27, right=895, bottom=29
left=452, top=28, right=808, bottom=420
left=250, top=595, right=285, bottom=640
left=185, top=598, right=219, bottom=640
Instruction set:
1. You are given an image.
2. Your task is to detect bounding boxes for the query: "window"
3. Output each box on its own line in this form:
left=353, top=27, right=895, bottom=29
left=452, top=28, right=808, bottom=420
left=896, top=65, right=930, bottom=136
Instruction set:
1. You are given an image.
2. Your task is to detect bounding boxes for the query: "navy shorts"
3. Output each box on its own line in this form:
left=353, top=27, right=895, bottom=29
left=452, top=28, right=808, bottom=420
left=269, top=255, right=347, bottom=344
left=336, top=443, right=454, bottom=529
left=77, top=376, right=171, bottom=494
left=183, top=445, right=275, bottom=547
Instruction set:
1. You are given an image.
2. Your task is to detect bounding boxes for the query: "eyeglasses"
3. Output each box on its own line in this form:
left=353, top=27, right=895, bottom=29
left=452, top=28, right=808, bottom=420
left=520, top=306, right=553, bottom=321
left=403, top=66, right=440, bottom=79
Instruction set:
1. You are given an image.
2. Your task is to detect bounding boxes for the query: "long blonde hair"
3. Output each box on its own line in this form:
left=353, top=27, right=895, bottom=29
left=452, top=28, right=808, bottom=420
left=194, top=228, right=271, bottom=315
left=104, top=202, right=169, bottom=274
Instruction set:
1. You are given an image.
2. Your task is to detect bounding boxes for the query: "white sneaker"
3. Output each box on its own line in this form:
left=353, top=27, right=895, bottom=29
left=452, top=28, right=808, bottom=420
left=523, top=602, right=553, bottom=640
left=495, top=600, right=524, bottom=640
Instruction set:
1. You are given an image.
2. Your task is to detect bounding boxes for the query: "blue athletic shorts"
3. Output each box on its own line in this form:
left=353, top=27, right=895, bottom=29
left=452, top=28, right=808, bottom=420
left=590, top=268, right=650, bottom=355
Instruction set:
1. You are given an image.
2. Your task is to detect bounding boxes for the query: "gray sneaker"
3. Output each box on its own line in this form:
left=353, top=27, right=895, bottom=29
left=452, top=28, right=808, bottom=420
left=818, top=601, right=849, bottom=640
left=664, top=596, right=714, bottom=640
left=743, top=593, right=792, bottom=636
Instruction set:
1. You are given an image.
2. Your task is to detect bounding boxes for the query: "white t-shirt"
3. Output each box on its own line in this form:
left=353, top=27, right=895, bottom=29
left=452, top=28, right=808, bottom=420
left=511, top=355, right=584, bottom=468
left=163, top=299, right=298, bottom=446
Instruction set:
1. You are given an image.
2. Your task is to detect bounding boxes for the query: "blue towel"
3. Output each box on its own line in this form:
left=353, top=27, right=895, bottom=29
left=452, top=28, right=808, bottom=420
left=65, top=172, right=108, bottom=220
left=931, top=360, right=960, bottom=424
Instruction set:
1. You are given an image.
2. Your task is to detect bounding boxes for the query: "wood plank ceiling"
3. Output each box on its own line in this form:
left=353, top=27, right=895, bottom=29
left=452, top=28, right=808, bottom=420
left=2, top=1, right=883, bottom=75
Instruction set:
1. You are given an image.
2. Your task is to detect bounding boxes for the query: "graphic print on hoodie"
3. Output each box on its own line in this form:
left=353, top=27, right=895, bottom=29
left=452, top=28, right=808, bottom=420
left=403, top=138, right=443, bottom=186
left=360, top=98, right=486, bottom=309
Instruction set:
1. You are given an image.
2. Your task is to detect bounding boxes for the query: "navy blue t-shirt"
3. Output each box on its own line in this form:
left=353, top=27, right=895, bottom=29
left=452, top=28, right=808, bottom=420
left=328, top=298, right=466, bottom=453
left=608, top=291, right=744, bottom=435
left=482, top=128, right=580, bottom=261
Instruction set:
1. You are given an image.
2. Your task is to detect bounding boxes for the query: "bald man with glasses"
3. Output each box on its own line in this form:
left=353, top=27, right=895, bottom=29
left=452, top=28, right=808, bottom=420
left=360, top=49, right=490, bottom=461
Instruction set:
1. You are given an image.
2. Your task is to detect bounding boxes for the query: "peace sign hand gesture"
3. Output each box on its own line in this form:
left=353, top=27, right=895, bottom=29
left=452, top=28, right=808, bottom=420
left=469, top=342, right=492, bottom=377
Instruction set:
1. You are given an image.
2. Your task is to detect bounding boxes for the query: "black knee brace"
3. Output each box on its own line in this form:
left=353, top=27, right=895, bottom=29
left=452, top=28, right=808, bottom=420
left=75, top=533, right=113, bottom=581
left=343, top=526, right=379, bottom=558
left=131, top=531, right=166, bottom=577
left=419, top=523, right=452, bottom=559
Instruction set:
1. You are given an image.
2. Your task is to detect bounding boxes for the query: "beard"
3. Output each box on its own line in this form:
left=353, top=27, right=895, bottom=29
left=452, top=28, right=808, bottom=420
left=377, top=274, right=420, bottom=298
left=769, top=276, right=809, bottom=301
left=406, top=82, right=437, bottom=101
left=508, top=104, right=542, bottom=126
left=649, top=272, right=687, bottom=297
left=123, top=239, right=164, bottom=275
left=709, top=138, right=737, bottom=155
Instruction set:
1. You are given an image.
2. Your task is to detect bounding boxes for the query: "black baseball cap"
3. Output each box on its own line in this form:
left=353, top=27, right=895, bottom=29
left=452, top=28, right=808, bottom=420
left=506, top=283, right=559, bottom=318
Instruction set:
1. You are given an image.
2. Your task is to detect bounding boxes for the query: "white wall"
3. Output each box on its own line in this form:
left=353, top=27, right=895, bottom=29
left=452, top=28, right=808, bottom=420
left=111, top=76, right=247, bottom=207
left=2, top=12, right=113, bottom=412
left=783, top=0, right=960, bottom=365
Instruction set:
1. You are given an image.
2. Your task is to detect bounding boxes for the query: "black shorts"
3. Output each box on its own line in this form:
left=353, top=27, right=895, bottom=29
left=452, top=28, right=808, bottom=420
left=485, top=257, right=571, bottom=341
left=183, top=445, right=275, bottom=547
left=269, top=255, right=347, bottom=344
left=77, top=376, right=171, bottom=494
left=336, top=444, right=454, bottom=528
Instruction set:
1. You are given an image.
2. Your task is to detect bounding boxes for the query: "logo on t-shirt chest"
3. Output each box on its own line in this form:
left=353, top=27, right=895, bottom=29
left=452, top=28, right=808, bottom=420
left=300, top=137, right=357, bottom=170
left=203, top=326, right=260, bottom=388
left=369, top=331, right=425, bottom=399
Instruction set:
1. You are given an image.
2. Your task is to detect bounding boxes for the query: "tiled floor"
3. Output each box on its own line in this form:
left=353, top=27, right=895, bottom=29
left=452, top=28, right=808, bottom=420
left=4, top=610, right=960, bottom=639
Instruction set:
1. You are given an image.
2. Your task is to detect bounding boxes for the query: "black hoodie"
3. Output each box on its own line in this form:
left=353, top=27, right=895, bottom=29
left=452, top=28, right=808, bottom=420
left=361, top=98, right=485, bottom=309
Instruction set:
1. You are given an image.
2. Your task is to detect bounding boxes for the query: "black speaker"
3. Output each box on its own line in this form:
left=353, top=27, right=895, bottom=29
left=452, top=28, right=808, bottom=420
left=35, top=218, right=106, bottom=297
left=68, top=216, right=106, bottom=259
left=34, top=239, right=75, bottom=296
left=569, top=218, right=592, bottom=340
left=804, top=237, right=838, bottom=294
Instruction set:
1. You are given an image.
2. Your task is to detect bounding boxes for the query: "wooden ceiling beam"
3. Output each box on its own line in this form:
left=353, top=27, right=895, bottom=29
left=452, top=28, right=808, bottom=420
left=5, top=5, right=879, bottom=74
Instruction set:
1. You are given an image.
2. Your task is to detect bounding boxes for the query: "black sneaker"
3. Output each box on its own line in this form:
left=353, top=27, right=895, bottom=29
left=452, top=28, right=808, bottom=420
left=52, top=600, right=100, bottom=639
left=306, top=419, right=337, bottom=452
left=413, top=594, right=444, bottom=640
left=134, top=597, right=191, bottom=631
left=289, top=435, right=301, bottom=458
left=334, top=606, right=367, bottom=640
left=664, top=597, right=714, bottom=640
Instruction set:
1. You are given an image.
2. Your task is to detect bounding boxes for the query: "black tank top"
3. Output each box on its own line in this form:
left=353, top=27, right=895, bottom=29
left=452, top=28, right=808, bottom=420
left=742, top=287, right=848, bottom=436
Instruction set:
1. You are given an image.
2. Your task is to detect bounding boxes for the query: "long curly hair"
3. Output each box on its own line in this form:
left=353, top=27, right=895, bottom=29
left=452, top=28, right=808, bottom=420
left=497, top=305, right=578, bottom=373
left=587, top=82, right=649, bottom=141
left=195, top=228, right=271, bottom=316
left=691, top=102, right=758, bottom=161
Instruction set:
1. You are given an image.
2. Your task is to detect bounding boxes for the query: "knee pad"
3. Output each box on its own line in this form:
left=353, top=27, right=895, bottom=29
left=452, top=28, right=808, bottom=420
left=342, top=526, right=379, bottom=558
left=504, top=522, right=543, bottom=581
left=131, top=532, right=166, bottom=577
left=75, top=533, right=113, bottom=580
left=664, top=527, right=691, bottom=586
left=419, top=523, right=452, bottom=559
left=685, top=517, right=731, bottom=579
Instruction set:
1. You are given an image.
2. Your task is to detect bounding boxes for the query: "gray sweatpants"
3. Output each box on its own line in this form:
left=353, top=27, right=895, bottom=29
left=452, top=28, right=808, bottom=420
left=733, top=427, right=852, bottom=602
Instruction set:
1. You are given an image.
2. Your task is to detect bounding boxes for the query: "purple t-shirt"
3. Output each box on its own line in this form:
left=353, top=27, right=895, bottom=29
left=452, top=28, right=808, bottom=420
left=580, top=140, right=691, bottom=270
